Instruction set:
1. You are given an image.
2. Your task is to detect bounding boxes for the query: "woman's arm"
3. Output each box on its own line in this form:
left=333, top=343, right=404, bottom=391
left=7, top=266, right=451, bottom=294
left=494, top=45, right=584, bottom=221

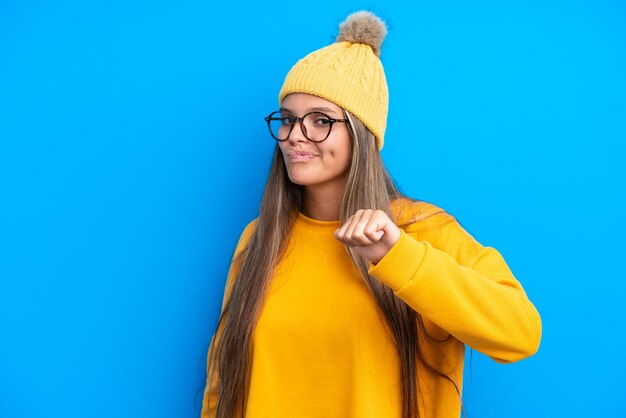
left=336, top=209, right=542, bottom=364
left=200, top=219, right=258, bottom=418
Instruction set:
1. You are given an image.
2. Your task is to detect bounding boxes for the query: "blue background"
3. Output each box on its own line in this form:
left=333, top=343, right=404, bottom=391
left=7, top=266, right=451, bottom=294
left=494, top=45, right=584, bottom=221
left=1, top=1, right=625, bottom=417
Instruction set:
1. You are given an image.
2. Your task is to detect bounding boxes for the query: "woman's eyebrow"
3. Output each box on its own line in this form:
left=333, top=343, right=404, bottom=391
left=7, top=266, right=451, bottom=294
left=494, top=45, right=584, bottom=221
left=310, top=106, right=338, bottom=114
left=279, top=106, right=339, bottom=115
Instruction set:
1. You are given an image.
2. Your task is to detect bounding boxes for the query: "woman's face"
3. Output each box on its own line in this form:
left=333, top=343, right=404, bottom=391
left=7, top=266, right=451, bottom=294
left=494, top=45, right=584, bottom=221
left=277, top=93, right=352, bottom=193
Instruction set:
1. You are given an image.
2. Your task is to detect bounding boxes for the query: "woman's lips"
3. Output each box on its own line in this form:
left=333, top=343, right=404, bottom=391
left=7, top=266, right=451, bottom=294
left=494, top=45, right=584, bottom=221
left=287, top=150, right=318, bottom=161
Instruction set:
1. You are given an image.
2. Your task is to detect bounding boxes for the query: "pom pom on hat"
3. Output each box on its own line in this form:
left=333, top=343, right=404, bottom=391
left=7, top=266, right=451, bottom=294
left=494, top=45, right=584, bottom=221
left=278, top=10, right=389, bottom=150
left=336, top=11, right=387, bottom=57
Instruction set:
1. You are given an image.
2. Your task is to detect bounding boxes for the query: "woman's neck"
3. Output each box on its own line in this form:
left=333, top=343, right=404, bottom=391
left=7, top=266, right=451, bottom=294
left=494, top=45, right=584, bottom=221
left=302, top=181, right=347, bottom=221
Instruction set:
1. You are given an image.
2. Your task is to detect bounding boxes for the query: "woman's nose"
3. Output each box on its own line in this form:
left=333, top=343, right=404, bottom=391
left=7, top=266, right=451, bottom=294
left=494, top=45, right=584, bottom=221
left=288, top=119, right=307, bottom=144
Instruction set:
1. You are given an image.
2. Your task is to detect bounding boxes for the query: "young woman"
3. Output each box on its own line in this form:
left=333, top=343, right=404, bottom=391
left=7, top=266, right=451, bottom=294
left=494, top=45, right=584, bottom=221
left=200, top=11, right=541, bottom=418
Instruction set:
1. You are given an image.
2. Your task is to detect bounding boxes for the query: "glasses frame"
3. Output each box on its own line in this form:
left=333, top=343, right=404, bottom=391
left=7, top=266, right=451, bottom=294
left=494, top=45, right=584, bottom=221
left=264, top=111, right=349, bottom=143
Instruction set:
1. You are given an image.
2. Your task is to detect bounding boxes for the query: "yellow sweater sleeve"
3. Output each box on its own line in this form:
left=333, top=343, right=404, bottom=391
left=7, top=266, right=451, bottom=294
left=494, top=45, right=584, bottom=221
left=368, top=215, right=542, bottom=364
left=200, top=219, right=258, bottom=418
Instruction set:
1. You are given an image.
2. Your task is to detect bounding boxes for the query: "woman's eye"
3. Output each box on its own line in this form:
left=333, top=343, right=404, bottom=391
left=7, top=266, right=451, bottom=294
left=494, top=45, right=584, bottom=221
left=281, top=116, right=294, bottom=125
left=314, top=117, right=331, bottom=126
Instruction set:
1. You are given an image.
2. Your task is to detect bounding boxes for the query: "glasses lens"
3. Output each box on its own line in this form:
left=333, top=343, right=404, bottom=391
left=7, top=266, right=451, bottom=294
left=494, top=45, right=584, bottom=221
left=302, top=113, right=332, bottom=142
left=268, top=112, right=291, bottom=141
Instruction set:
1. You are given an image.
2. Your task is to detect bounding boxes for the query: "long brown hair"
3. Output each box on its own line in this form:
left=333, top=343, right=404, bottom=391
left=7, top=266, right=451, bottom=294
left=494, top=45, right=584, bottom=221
left=205, top=110, right=462, bottom=418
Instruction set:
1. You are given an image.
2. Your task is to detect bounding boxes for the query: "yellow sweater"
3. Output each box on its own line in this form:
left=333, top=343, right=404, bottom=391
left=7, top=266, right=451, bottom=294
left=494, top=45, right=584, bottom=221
left=201, top=199, right=541, bottom=418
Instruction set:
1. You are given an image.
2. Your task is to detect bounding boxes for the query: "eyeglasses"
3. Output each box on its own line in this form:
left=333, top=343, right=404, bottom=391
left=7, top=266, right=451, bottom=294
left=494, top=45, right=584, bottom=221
left=264, top=111, right=349, bottom=143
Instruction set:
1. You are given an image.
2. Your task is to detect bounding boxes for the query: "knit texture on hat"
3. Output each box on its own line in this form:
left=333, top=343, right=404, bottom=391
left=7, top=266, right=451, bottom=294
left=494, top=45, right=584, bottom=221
left=278, top=11, right=389, bottom=150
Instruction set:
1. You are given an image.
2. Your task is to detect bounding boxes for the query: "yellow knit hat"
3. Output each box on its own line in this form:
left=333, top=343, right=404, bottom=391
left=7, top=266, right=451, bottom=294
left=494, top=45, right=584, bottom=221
left=278, top=11, right=389, bottom=150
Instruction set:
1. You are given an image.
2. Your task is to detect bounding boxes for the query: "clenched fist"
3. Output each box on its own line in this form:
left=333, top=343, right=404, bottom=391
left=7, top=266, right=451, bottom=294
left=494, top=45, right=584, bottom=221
left=334, top=209, right=401, bottom=265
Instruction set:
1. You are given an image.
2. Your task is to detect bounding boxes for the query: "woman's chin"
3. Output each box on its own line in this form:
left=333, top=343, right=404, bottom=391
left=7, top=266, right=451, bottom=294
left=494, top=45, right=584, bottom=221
left=287, top=174, right=313, bottom=186
left=286, top=167, right=317, bottom=186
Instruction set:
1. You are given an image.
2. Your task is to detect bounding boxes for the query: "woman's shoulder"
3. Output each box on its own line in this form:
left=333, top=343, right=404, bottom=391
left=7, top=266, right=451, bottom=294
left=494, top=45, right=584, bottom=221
left=232, top=218, right=259, bottom=255
left=241, top=218, right=258, bottom=237
left=391, top=197, right=457, bottom=232
left=391, top=198, right=485, bottom=261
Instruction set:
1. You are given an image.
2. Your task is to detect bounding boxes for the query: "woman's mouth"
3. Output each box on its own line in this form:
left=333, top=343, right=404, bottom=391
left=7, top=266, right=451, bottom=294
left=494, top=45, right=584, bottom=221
left=287, top=151, right=318, bottom=161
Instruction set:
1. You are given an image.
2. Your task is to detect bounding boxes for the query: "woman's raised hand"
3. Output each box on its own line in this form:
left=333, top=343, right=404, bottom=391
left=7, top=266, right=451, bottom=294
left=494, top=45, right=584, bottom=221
left=334, top=209, right=401, bottom=264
